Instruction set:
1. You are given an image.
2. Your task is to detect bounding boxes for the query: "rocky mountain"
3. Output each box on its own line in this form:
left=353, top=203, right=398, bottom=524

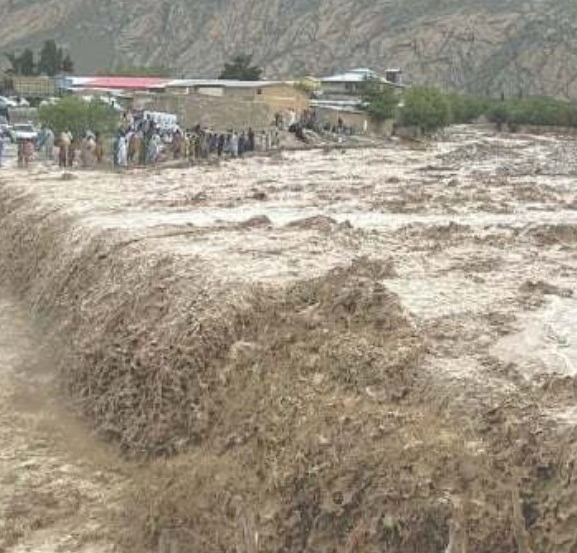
left=2, top=0, right=577, bottom=99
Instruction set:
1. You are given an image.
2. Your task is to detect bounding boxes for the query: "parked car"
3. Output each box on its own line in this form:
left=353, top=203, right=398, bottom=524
left=0, top=123, right=13, bottom=141
left=9, top=123, right=38, bottom=145
left=0, top=95, right=17, bottom=108
left=9, top=96, right=30, bottom=108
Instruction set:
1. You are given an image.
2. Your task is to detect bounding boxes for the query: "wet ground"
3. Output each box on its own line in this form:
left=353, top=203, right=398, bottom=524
left=1, top=125, right=577, bottom=550
left=0, top=293, right=127, bottom=552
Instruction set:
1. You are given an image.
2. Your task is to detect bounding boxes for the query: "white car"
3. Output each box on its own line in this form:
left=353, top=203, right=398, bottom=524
left=9, top=96, right=30, bottom=108
left=1, top=123, right=13, bottom=141
left=10, top=123, right=38, bottom=144
left=0, top=96, right=17, bottom=108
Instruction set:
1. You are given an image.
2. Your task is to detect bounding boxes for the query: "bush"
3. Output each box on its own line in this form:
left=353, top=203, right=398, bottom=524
left=361, top=79, right=399, bottom=122
left=400, top=87, right=450, bottom=133
left=39, top=96, right=119, bottom=138
left=484, top=96, right=577, bottom=130
left=446, top=93, right=488, bottom=124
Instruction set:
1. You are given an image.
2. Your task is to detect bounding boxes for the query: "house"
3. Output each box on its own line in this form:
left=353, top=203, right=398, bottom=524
left=11, top=76, right=56, bottom=98
left=57, top=75, right=171, bottom=94
left=164, top=79, right=309, bottom=113
left=311, top=67, right=404, bottom=135
left=130, top=80, right=309, bottom=130
left=319, top=67, right=404, bottom=97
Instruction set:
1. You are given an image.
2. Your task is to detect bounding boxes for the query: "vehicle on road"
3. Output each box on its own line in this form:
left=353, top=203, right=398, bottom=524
left=9, top=123, right=38, bottom=145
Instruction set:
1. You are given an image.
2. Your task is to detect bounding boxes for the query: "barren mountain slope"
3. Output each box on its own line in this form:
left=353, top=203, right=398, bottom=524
left=2, top=0, right=577, bottom=98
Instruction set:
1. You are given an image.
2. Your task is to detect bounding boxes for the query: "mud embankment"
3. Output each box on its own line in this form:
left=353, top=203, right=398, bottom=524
left=3, top=127, right=577, bottom=552
left=0, top=179, right=458, bottom=553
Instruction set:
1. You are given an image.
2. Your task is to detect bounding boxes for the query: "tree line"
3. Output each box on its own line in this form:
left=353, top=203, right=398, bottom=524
left=361, top=82, right=577, bottom=133
left=4, top=40, right=74, bottom=76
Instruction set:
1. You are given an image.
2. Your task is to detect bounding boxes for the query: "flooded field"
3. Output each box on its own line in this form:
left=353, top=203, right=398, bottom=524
left=1, top=125, right=577, bottom=551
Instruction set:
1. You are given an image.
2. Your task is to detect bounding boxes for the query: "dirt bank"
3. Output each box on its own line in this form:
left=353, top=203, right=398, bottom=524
left=1, top=125, right=577, bottom=551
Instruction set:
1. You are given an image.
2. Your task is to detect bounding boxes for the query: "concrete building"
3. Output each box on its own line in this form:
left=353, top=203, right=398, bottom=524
left=165, top=79, right=309, bottom=113
left=319, top=68, right=404, bottom=97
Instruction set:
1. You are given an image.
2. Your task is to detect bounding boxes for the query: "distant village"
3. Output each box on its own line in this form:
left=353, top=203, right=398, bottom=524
left=2, top=67, right=404, bottom=134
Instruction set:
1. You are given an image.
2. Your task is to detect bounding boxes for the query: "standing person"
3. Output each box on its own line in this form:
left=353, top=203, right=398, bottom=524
left=247, top=127, right=255, bottom=152
left=116, top=132, right=128, bottom=168
left=22, top=139, right=34, bottom=168
left=94, top=132, right=104, bottom=164
left=238, top=132, right=246, bottom=157
left=146, top=131, right=161, bottom=165
left=68, top=140, right=76, bottom=167
left=172, top=129, right=183, bottom=159
left=230, top=131, right=239, bottom=158
left=44, top=127, right=55, bottom=161
left=0, top=131, right=4, bottom=167
left=217, top=133, right=225, bottom=157
left=17, top=141, right=24, bottom=168
left=59, top=130, right=71, bottom=167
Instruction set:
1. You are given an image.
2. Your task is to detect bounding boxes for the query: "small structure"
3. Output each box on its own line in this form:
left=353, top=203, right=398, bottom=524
left=319, top=67, right=404, bottom=97
left=164, top=79, right=309, bottom=113
left=57, top=75, right=170, bottom=94
left=11, top=76, right=56, bottom=98
left=312, top=67, right=404, bottom=135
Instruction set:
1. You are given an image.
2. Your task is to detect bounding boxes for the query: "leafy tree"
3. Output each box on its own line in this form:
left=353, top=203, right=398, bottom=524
left=446, top=93, right=488, bottom=124
left=4, top=52, right=19, bottom=74
left=5, top=49, right=36, bottom=75
left=219, top=54, right=262, bottom=81
left=399, top=86, right=450, bottom=133
left=360, top=78, right=399, bottom=121
left=485, top=99, right=511, bottom=130
left=38, top=40, right=63, bottom=76
left=293, top=77, right=320, bottom=96
left=5, top=42, right=73, bottom=76
left=19, top=49, right=35, bottom=75
left=39, top=96, right=119, bottom=138
left=61, top=53, right=74, bottom=73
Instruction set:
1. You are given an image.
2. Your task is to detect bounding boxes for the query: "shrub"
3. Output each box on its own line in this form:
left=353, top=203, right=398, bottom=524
left=399, top=86, right=450, bottom=133
left=446, top=93, right=488, bottom=124
left=361, top=79, right=399, bottom=122
left=38, top=96, right=119, bottom=138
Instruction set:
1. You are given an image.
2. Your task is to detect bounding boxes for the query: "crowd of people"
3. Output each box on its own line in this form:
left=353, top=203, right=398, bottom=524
left=111, top=113, right=283, bottom=168
left=3, top=107, right=318, bottom=170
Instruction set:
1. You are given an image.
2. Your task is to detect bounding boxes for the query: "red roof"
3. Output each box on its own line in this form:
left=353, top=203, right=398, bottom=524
left=83, top=77, right=170, bottom=90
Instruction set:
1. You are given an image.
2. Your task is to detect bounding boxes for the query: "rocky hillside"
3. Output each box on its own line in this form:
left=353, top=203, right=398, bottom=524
left=2, top=0, right=577, bottom=99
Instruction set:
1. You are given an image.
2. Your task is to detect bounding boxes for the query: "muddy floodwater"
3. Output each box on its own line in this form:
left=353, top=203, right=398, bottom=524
left=1, top=125, right=577, bottom=551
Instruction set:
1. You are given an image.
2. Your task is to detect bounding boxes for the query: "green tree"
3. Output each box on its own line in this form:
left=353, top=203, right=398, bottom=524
left=399, top=86, right=450, bottom=134
left=446, top=93, right=488, bottom=124
left=219, top=54, right=262, bottom=81
left=18, top=48, right=35, bottom=75
left=4, top=52, right=20, bottom=74
left=5, top=49, right=36, bottom=75
left=61, top=53, right=74, bottom=73
left=39, top=96, right=119, bottom=138
left=5, top=43, right=72, bottom=76
left=360, top=78, right=399, bottom=121
left=38, top=40, right=63, bottom=76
